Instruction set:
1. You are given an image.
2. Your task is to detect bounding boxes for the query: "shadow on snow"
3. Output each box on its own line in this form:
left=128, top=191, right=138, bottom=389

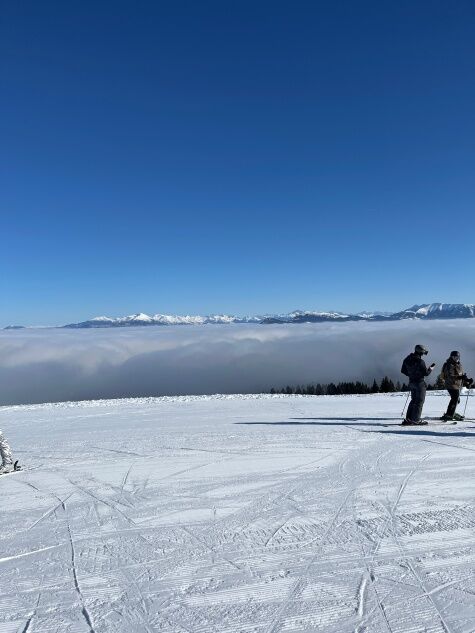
left=235, top=418, right=475, bottom=438
left=290, top=416, right=402, bottom=421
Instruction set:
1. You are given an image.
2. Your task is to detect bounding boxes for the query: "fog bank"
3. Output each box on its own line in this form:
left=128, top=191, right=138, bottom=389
left=1, top=320, right=475, bottom=405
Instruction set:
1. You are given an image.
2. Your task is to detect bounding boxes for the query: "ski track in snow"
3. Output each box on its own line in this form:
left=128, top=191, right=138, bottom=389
left=0, top=392, right=475, bottom=632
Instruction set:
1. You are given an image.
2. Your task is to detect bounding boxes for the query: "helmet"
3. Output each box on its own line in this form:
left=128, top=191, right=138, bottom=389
left=450, top=350, right=460, bottom=359
left=415, top=344, right=428, bottom=355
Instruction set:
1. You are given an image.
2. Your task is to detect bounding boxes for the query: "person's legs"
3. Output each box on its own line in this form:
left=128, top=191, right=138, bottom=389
left=0, top=430, right=13, bottom=468
left=406, top=383, right=419, bottom=421
left=411, top=382, right=426, bottom=422
left=446, top=389, right=460, bottom=418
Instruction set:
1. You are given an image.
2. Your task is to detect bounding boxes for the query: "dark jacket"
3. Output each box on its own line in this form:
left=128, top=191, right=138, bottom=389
left=442, top=357, right=464, bottom=390
left=401, top=353, right=432, bottom=383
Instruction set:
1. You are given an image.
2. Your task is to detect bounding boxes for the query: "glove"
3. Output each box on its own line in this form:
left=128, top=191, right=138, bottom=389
left=463, top=377, right=474, bottom=387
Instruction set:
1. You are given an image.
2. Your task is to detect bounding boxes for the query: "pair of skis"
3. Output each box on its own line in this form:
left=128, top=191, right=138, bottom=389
left=400, top=417, right=473, bottom=427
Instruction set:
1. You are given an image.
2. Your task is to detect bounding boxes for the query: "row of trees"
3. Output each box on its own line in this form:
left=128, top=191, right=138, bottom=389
left=270, top=375, right=445, bottom=396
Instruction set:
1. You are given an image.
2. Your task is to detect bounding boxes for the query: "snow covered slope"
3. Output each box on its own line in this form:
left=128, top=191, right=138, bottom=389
left=1, top=393, right=475, bottom=632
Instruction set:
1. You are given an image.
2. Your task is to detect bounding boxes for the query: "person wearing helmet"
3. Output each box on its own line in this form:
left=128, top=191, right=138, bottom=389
left=440, top=351, right=473, bottom=421
left=401, top=344, right=436, bottom=425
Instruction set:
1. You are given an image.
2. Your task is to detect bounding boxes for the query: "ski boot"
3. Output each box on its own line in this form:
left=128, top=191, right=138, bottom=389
left=401, top=419, right=428, bottom=426
left=453, top=413, right=465, bottom=422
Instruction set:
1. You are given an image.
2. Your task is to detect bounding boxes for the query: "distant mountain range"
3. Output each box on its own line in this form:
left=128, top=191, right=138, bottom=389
left=4, top=303, right=475, bottom=330
left=260, top=303, right=475, bottom=324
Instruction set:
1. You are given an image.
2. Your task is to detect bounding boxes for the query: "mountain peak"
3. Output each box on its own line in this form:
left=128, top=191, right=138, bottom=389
left=7, top=302, right=475, bottom=330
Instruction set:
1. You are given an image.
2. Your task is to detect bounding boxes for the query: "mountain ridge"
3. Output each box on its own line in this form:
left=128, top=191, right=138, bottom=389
left=5, top=303, right=475, bottom=329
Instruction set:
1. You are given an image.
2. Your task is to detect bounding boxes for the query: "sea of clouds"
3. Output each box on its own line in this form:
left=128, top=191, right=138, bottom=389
left=1, top=320, right=475, bottom=405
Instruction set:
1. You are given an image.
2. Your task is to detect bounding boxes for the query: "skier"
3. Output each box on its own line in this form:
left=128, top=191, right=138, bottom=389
left=401, top=344, right=436, bottom=425
left=440, top=351, right=473, bottom=421
left=0, top=430, right=14, bottom=474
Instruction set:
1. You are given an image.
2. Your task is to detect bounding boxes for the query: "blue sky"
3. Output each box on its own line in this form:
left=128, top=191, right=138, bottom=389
left=1, top=0, right=474, bottom=325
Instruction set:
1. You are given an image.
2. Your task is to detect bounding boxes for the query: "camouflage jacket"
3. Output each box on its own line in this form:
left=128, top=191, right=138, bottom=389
left=442, top=357, right=464, bottom=390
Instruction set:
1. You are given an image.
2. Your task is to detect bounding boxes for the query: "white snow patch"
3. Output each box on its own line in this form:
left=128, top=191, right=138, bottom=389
left=1, top=393, right=475, bottom=631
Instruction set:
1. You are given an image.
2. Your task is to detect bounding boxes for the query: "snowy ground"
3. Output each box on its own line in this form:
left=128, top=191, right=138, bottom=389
left=1, top=393, right=475, bottom=633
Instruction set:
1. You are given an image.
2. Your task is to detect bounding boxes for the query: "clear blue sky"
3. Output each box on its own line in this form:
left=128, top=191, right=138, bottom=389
left=1, top=0, right=474, bottom=325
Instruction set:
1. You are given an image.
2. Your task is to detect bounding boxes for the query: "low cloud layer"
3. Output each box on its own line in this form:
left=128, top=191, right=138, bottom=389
left=1, top=320, right=475, bottom=405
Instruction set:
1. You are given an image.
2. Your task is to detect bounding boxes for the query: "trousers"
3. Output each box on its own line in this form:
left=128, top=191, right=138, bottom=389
left=407, top=381, right=426, bottom=422
left=446, top=389, right=460, bottom=417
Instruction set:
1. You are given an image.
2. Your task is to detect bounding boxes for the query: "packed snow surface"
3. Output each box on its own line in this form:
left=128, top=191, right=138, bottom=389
left=1, top=393, right=475, bottom=632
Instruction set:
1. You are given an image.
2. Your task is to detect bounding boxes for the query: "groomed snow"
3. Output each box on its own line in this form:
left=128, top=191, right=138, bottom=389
left=1, top=393, right=475, bottom=632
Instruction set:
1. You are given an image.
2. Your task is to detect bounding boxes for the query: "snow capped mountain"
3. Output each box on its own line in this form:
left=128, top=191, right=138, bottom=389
left=391, top=303, right=475, bottom=321
left=260, top=310, right=359, bottom=324
left=63, top=312, right=264, bottom=328
left=6, top=303, right=475, bottom=330
left=356, top=310, right=393, bottom=318
left=421, top=303, right=475, bottom=319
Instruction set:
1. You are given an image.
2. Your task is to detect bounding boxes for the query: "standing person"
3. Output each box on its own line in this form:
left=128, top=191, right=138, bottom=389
left=440, top=351, right=473, bottom=421
left=401, top=344, right=436, bottom=425
left=0, top=430, right=14, bottom=474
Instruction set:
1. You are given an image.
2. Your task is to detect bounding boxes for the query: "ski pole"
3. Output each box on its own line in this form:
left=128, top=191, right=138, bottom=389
left=463, top=387, right=471, bottom=418
left=401, top=391, right=410, bottom=417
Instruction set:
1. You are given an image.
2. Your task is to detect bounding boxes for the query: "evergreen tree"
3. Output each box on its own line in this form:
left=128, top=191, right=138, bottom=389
left=275, top=377, right=412, bottom=397
left=380, top=376, right=396, bottom=393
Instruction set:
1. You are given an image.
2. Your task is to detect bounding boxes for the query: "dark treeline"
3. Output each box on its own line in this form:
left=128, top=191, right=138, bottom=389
left=270, top=375, right=445, bottom=396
